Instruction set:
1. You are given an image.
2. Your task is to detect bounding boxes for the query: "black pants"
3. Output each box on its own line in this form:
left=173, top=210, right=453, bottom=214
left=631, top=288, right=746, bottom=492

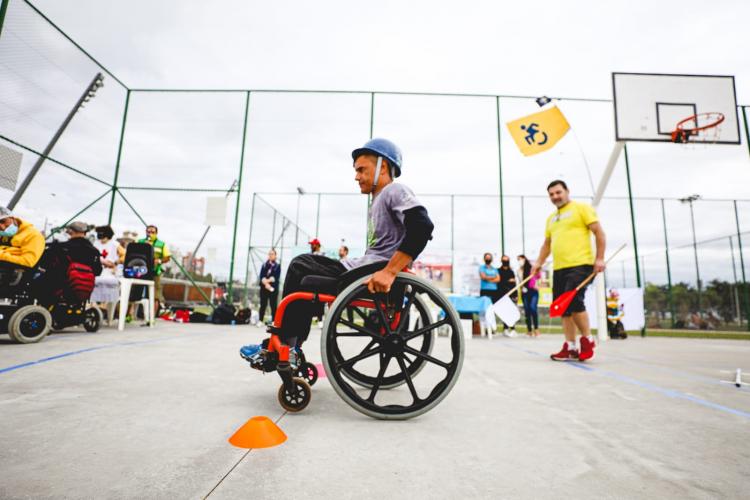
left=279, top=254, right=346, bottom=346
left=522, top=289, right=539, bottom=330
left=259, top=287, right=278, bottom=323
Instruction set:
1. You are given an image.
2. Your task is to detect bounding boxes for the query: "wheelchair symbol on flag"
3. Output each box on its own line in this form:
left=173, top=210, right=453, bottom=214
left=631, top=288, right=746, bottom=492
left=520, top=123, right=548, bottom=145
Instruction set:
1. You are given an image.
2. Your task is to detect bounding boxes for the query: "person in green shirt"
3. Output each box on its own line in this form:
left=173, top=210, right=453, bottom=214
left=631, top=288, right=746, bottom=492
left=139, top=225, right=171, bottom=312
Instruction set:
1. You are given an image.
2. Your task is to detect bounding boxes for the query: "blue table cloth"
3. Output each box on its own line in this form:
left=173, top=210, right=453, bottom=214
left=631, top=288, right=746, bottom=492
left=448, top=295, right=493, bottom=316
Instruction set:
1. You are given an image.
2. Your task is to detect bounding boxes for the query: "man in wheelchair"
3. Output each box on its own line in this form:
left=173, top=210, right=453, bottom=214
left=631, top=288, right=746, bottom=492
left=0, top=206, right=45, bottom=270
left=0, top=205, right=45, bottom=293
left=36, top=221, right=102, bottom=303
left=2, top=220, right=104, bottom=342
left=240, top=138, right=434, bottom=369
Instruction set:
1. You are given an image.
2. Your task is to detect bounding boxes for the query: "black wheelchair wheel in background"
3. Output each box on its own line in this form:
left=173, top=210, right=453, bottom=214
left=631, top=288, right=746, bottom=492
left=8, top=305, right=52, bottom=344
left=322, top=273, right=464, bottom=420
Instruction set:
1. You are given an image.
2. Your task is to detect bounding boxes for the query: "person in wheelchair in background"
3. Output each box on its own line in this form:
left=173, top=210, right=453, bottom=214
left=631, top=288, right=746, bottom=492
left=0, top=206, right=45, bottom=288
left=35, top=221, right=102, bottom=305
left=240, top=138, right=434, bottom=368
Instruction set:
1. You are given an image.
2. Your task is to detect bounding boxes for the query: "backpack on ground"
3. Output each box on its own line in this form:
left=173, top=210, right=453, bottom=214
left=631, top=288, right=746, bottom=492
left=211, top=303, right=236, bottom=324
left=235, top=308, right=252, bottom=325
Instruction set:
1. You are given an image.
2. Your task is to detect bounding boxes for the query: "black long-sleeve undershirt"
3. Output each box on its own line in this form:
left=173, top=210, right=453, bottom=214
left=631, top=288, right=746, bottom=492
left=398, top=206, right=434, bottom=259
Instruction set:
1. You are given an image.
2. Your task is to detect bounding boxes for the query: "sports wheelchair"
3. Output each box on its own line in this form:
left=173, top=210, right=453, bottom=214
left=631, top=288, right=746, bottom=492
left=246, top=262, right=464, bottom=420
left=0, top=259, right=102, bottom=344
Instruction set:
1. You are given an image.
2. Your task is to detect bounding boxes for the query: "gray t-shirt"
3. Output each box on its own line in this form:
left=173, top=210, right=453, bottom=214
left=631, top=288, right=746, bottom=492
left=342, top=182, right=423, bottom=270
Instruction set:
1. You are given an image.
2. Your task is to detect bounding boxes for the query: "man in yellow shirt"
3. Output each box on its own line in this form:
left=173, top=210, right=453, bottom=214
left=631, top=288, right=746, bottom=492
left=530, top=180, right=606, bottom=361
left=0, top=206, right=45, bottom=268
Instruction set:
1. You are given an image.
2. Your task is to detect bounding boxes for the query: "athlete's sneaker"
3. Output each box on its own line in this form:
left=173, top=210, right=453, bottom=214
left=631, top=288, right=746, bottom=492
left=550, top=343, right=579, bottom=361
left=578, top=336, right=596, bottom=362
left=240, top=344, right=263, bottom=361
left=508, top=329, right=518, bottom=337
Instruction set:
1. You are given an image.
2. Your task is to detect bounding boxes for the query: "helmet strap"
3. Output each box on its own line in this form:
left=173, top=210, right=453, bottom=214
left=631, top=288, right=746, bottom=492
left=371, top=156, right=383, bottom=194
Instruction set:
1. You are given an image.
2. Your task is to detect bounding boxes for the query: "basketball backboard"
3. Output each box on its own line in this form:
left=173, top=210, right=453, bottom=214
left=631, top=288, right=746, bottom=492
left=612, top=72, right=740, bottom=144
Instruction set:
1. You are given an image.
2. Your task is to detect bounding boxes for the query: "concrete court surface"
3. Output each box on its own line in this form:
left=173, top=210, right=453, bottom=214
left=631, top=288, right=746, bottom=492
left=1, top=322, right=749, bottom=500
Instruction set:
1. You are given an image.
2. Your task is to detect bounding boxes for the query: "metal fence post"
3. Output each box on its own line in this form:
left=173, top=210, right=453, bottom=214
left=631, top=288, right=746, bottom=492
left=242, top=192, right=257, bottom=307
left=108, top=89, right=131, bottom=223
left=660, top=199, right=676, bottom=328
left=270, top=209, right=276, bottom=248
left=495, top=97, right=505, bottom=254
left=450, top=194, right=455, bottom=292
left=729, top=236, right=742, bottom=325
left=687, top=199, right=702, bottom=316
left=520, top=195, right=526, bottom=255
left=315, top=192, right=321, bottom=237
left=365, top=92, right=375, bottom=249
left=0, top=0, right=10, bottom=39
left=227, top=91, right=251, bottom=301
left=369, top=92, right=375, bottom=139
left=623, top=144, right=644, bottom=336
left=734, top=200, right=749, bottom=331
left=743, top=106, right=750, bottom=157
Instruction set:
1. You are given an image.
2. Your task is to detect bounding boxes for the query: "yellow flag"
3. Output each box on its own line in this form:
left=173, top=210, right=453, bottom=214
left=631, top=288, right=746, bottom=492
left=506, top=106, right=570, bottom=156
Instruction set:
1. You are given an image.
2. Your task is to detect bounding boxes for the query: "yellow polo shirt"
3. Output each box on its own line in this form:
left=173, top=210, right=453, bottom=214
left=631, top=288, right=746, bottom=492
left=544, top=200, right=598, bottom=270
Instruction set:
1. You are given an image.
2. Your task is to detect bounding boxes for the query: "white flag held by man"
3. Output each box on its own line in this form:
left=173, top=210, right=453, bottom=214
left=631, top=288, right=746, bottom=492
left=493, top=295, right=520, bottom=326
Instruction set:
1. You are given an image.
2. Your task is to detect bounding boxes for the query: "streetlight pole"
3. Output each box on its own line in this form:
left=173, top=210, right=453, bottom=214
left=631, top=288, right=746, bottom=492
left=9, top=73, right=105, bottom=209
left=679, top=194, right=702, bottom=316
left=295, top=186, right=305, bottom=245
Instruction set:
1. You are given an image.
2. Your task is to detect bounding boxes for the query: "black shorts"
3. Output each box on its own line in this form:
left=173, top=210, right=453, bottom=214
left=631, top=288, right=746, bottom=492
left=552, top=265, right=594, bottom=317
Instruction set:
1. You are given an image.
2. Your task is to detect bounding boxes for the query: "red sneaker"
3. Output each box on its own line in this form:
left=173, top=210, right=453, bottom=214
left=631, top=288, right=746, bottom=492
left=578, top=336, right=596, bottom=361
left=550, top=342, right=578, bottom=361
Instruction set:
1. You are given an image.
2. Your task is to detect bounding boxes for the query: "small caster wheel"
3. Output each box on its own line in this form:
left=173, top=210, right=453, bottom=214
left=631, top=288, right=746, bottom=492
left=83, top=307, right=103, bottom=332
left=297, top=362, right=319, bottom=386
left=278, top=377, right=311, bottom=412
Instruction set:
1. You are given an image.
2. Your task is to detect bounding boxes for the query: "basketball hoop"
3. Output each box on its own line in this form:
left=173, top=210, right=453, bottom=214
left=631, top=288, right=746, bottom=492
left=670, top=112, right=725, bottom=143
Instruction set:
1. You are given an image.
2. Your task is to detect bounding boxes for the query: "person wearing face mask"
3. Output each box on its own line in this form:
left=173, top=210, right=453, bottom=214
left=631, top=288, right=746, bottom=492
left=91, top=225, right=124, bottom=306
left=0, top=206, right=45, bottom=269
left=138, top=225, right=171, bottom=313
left=478, top=252, right=500, bottom=302
left=497, top=255, right=518, bottom=336
left=517, top=254, right=541, bottom=337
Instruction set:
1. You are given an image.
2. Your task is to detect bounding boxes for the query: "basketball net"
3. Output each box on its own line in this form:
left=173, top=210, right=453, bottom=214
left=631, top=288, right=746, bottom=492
left=671, top=112, right=724, bottom=146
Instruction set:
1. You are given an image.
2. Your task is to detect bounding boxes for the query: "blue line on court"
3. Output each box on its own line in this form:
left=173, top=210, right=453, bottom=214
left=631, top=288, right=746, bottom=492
left=606, top=352, right=750, bottom=394
left=0, top=336, right=190, bottom=375
left=498, top=342, right=750, bottom=420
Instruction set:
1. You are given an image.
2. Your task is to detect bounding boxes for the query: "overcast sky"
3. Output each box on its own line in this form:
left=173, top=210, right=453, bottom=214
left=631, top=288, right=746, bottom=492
left=1, top=0, right=749, bottom=284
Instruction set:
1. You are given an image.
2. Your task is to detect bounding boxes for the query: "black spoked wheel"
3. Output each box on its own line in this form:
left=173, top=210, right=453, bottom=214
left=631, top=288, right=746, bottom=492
left=297, top=362, right=319, bottom=386
left=8, top=305, right=52, bottom=344
left=337, top=294, right=434, bottom=390
left=277, top=378, right=312, bottom=412
left=322, top=273, right=464, bottom=420
left=83, top=307, right=102, bottom=332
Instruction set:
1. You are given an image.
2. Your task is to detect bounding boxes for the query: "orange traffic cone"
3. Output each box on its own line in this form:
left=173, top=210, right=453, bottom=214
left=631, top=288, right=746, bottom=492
left=228, top=416, right=287, bottom=449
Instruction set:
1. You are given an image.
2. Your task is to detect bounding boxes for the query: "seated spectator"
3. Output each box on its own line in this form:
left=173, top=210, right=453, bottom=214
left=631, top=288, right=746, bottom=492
left=36, top=221, right=102, bottom=304
left=55, top=221, right=103, bottom=275
left=0, top=206, right=45, bottom=268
